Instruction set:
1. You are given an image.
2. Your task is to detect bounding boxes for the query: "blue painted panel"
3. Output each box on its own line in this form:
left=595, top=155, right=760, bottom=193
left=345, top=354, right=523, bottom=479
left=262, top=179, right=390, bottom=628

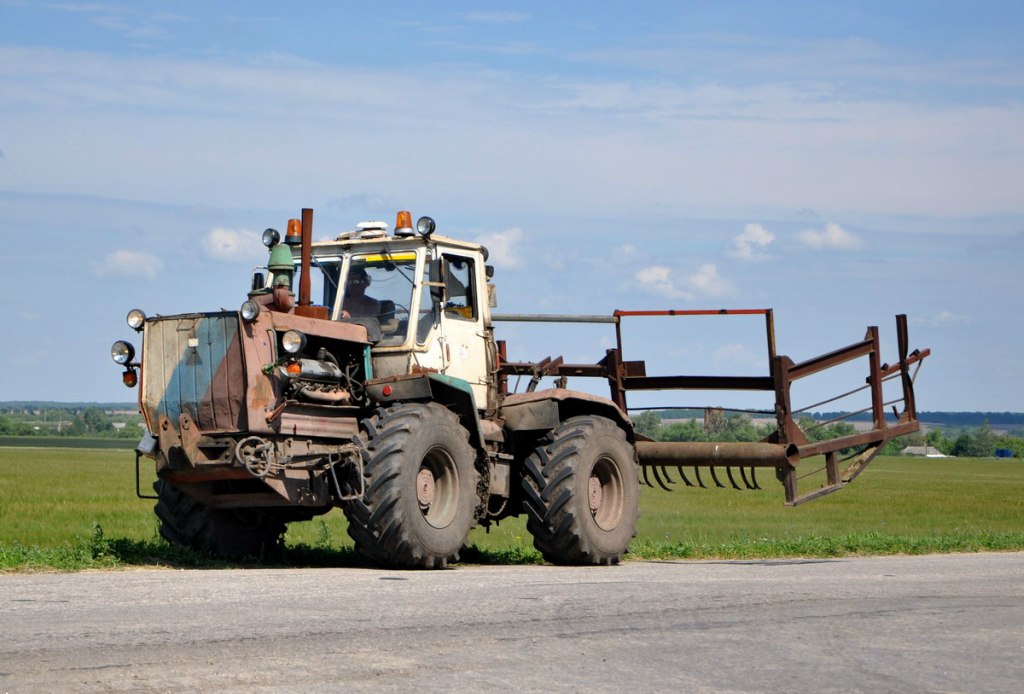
left=155, top=313, right=239, bottom=428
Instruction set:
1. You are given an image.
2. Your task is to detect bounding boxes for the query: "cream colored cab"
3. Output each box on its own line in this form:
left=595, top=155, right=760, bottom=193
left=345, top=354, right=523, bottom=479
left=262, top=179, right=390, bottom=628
left=305, top=234, right=494, bottom=409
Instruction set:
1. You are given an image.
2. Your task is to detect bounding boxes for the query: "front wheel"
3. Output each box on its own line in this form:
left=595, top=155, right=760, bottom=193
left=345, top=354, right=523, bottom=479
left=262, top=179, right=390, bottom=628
left=343, top=402, right=480, bottom=568
left=522, top=415, right=639, bottom=565
left=153, top=480, right=286, bottom=560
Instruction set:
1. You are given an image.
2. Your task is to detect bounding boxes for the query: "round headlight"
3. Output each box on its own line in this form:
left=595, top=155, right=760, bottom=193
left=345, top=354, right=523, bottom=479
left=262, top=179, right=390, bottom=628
left=281, top=330, right=306, bottom=354
left=111, top=340, right=135, bottom=365
left=240, top=300, right=260, bottom=322
left=416, top=216, right=436, bottom=237
left=262, top=228, right=280, bottom=247
left=126, top=309, right=146, bottom=330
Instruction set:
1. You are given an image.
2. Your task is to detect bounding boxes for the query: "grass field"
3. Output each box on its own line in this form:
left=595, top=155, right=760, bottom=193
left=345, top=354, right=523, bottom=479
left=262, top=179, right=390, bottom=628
left=1, top=446, right=1022, bottom=571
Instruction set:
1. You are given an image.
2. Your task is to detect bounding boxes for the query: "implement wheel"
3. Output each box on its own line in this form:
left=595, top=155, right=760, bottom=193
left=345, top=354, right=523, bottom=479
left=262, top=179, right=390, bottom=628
left=522, top=415, right=639, bottom=565
left=153, top=480, right=286, bottom=560
left=344, top=402, right=480, bottom=569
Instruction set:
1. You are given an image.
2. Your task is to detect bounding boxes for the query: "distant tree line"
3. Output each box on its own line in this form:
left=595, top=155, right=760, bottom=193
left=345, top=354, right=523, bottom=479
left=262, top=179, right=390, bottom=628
left=633, top=411, right=858, bottom=447
left=814, top=411, right=1024, bottom=428
left=0, top=407, right=143, bottom=439
left=642, top=409, right=1024, bottom=430
left=0, top=401, right=136, bottom=413
left=896, top=421, right=1023, bottom=458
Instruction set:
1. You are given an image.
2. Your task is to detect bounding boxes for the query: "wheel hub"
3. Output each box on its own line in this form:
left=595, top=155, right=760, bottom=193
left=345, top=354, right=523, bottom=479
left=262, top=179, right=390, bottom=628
left=590, top=456, right=624, bottom=530
left=589, top=475, right=603, bottom=513
left=417, top=468, right=436, bottom=510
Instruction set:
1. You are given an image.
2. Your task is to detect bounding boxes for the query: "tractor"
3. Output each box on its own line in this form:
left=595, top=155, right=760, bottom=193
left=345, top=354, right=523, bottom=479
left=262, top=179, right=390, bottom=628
left=111, top=209, right=929, bottom=567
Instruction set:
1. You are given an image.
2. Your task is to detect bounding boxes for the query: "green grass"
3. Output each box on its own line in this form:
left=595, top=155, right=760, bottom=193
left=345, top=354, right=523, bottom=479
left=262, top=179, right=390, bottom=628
left=1, top=447, right=1022, bottom=572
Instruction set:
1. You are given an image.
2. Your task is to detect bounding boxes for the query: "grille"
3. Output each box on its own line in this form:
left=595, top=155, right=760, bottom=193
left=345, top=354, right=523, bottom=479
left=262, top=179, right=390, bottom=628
left=142, top=312, right=247, bottom=433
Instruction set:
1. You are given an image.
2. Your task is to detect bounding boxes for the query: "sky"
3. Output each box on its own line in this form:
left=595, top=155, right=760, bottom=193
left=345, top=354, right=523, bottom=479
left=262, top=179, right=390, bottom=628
left=1, top=1, right=1022, bottom=414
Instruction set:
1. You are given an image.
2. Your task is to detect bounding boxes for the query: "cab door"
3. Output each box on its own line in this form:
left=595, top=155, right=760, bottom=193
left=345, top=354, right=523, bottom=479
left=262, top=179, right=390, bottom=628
left=435, top=252, right=490, bottom=407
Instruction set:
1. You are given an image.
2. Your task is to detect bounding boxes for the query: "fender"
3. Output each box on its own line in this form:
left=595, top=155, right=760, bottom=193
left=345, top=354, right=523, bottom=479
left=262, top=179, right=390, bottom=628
left=500, top=389, right=633, bottom=441
left=365, top=372, right=486, bottom=449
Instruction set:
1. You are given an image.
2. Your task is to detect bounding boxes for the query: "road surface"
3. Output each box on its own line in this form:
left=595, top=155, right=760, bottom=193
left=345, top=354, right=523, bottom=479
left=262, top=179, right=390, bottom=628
left=2, top=552, right=1023, bottom=692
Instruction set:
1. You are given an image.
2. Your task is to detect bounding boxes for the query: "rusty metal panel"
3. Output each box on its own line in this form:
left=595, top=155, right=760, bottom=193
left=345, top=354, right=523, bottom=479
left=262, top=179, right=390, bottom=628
left=142, top=312, right=246, bottom=434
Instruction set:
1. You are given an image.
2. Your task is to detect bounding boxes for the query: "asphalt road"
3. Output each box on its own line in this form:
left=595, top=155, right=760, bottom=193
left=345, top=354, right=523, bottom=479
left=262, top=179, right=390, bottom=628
left=2, top=553, right=1023, bottom=693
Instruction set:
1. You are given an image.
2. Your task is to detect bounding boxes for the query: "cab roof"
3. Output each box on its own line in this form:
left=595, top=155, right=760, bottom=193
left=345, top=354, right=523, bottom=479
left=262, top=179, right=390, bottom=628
left=304, top=233, right=487, bottom=258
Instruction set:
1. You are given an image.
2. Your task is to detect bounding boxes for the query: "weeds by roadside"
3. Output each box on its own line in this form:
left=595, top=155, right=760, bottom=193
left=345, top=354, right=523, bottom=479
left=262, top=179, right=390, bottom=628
left=4, top=523, right=1023, bottom=573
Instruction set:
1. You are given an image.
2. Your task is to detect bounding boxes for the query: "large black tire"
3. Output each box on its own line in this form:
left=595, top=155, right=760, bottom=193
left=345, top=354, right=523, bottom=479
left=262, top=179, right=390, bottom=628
left=153, top=480, right=286, bottom=560
left=344, top=402, right=480, bottom=569
left=522, top=415, right=639, bottom=565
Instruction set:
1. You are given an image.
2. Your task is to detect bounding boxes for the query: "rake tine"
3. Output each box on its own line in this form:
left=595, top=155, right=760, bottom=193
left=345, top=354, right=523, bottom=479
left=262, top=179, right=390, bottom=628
left=709, top=466, right=725, bottom=488
left=739, top=466, right=756, bottom=490
left=676, top=465, right=694, bottom=487
left=641, top=465, right=654, bottom=488
left=725, top=466, right=741, bottom=490
left=660, top=465, right=676, bottom=484
left=650, top=465, right=673, bottom=492
left=694, top=466, right=707, bottom=488
left=750, top=467, right=761, bottom=490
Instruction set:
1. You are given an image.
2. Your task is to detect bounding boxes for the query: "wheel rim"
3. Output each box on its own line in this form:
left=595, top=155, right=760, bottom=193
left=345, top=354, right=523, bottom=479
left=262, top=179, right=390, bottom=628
left=417, top=446, right=459, bottom=529
left=589, top=455, right=624, bottom=531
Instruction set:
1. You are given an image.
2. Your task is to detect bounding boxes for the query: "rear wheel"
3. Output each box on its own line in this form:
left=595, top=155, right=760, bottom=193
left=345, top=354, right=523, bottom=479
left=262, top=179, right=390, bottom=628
left=153, top=480, right=286, bottom=560
left=522, top=415, right=639, bottom=565
left=344, top=402, right=480, bottom=568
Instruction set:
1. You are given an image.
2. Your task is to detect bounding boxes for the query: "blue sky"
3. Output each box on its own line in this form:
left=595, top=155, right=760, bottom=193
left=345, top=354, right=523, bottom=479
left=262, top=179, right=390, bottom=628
left=1, top=1, right=1022, bottom=413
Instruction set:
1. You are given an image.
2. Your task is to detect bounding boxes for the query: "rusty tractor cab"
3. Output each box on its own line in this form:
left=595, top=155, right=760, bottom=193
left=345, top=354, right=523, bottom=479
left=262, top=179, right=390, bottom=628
left=112, top=208, right=929, bottom=567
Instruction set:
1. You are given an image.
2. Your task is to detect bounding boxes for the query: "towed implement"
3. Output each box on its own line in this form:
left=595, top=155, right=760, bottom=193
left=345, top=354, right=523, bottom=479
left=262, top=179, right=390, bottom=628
left=111, top=209, right=929, bottom=567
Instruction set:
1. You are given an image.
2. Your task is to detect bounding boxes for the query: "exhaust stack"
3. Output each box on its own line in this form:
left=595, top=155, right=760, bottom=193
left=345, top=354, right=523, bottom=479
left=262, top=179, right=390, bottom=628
left=294, top=207, right=328, bottom=319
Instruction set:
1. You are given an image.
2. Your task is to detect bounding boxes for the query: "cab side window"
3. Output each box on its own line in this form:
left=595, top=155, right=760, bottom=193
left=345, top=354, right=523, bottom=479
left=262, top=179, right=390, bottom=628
left=443, top=254, right=476, bottom=321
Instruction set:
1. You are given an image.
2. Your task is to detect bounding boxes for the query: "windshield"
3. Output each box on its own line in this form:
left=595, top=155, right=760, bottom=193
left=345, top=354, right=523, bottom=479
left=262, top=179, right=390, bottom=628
left=309, top=257, right=341, bottom=310
left=342, top=251, right=418, bottom=347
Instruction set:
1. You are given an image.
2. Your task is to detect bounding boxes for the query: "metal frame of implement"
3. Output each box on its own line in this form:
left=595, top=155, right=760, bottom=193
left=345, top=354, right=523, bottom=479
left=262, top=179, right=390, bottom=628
left=494, top=310, right=930, bottom=506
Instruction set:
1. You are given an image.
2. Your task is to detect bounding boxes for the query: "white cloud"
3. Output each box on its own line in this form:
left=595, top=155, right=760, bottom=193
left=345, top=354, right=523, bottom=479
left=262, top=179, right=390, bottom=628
left=634, top=263, right=733, bottom=300
left=1, top=41, right=1021, bottom=220
left=797, top=222, right=863, bottom=251
left=635, top=265, right=692, bottom=300
left=202, top=228, right=263, bottom=262
left=92, top=249, right=163, bottom=280
left=475, top=227, right=524, bottom=269
left=729, top=222, right=774, bottom=261
left=686, top=263, right=733, bottom=297
left=916, top=310, right=969, bottom=327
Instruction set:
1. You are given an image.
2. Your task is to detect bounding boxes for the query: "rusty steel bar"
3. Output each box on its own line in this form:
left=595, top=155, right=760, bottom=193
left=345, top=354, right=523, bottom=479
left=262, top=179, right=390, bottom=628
left=771, top=356, right=805, bottom=446
left=299, top=208, right=313, bottom=308
left=880, top=348, right=930, bottom=378
left=615, top=308, right=770, bottom=317
left=787, top=338, right=874, bottom=381
left=623, top=375, right=774, bottom=391
left=866, top=326, right=885, bottom=430
left=795, top=420, right=920, bottom=459
left=636, top=440, right=799, bottom=469
left=895, top=314, right=918, bottom=418
left=614, top=315, right=626, bottom=410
